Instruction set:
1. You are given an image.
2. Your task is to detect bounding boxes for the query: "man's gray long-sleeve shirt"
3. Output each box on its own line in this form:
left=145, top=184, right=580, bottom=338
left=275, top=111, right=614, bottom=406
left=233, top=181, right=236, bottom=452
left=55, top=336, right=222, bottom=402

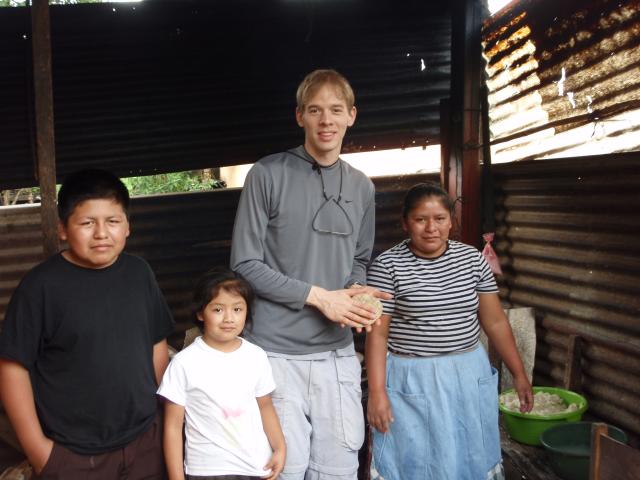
left=230, top=146, right=376, bottom=354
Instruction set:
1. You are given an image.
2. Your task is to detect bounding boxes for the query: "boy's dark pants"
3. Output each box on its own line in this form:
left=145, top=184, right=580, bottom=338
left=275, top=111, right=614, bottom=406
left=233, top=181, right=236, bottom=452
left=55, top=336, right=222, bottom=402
left=186, top=476, right=262, bottom=479
left=34, top=415, right=165, bottom=480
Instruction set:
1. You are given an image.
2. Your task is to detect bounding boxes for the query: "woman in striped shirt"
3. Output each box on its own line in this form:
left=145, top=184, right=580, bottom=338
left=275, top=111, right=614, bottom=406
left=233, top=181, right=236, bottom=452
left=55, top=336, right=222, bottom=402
left=365, top=182, right=533, bottom=480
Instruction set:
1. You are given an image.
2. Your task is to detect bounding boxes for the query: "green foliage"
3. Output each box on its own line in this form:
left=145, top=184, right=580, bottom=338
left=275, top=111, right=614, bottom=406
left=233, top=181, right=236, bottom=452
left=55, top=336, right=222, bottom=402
left=0, top=187, right=40, bottom=206
left=1, top=172, right=221, bottom=205
left=50, top=0, right=103, bottom=4
left=1, top=0, right=109, bottom=6
left=121, top=171, right=225, bottom=197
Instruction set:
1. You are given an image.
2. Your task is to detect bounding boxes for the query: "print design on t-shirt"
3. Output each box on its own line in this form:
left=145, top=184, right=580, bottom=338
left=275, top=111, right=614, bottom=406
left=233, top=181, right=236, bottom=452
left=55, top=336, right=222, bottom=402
left=221, top=405, right=250, bottom=450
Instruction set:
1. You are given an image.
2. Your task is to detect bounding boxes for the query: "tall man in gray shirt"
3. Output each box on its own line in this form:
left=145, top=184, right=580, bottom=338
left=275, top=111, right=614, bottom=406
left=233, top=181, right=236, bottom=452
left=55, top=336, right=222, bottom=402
left=231, top=70, right=388, bottom=479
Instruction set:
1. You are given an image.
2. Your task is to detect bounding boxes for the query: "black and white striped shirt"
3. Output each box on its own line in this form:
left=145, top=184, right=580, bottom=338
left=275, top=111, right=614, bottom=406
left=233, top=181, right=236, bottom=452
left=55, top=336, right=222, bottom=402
left=367, top=239, right=498, bottom=356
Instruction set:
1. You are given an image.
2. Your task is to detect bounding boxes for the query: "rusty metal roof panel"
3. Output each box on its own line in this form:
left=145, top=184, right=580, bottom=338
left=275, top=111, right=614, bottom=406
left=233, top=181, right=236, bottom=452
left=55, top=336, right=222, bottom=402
left=482, top=0, right=640, bottom=163
left=0, top=0, right=450, bottom=189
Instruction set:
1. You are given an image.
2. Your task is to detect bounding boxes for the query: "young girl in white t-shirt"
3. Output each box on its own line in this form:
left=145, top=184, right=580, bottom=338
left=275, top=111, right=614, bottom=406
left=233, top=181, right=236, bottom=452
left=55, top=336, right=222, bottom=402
left=159, top=268, right=286, bottom=480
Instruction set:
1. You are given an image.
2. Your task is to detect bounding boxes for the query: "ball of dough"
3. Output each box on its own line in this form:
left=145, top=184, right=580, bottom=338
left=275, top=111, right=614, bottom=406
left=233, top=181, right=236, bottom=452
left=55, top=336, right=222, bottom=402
left=353, top=293, right=383, bottom=322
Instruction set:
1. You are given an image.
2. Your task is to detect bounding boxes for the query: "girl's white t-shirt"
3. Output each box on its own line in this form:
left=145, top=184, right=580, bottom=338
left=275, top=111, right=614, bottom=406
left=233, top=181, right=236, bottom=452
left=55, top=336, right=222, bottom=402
left=158, top=336, right=275, bottom=476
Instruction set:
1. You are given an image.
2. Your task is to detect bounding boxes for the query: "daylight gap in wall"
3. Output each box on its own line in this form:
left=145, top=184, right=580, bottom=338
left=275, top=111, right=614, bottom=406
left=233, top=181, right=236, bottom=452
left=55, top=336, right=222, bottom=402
left=219, top=146, right=442, bottom=189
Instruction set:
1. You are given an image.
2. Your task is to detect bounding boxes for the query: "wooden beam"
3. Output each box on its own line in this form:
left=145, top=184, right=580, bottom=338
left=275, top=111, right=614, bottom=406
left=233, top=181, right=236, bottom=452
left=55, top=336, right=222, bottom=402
left=480, top=83, right=496, bottom=234
left=439, top=98, right=451, bottom=191
left=564, top=334, right=583, bottom=392
left=590, top=423, right=608, bottom=480
left=31, top=0, right=59, bottom=259
left=447, top=0, right=485, bottom=247
left=596, top=430, right=640, bottom=480
left=440, top=98, right=462, bottom=239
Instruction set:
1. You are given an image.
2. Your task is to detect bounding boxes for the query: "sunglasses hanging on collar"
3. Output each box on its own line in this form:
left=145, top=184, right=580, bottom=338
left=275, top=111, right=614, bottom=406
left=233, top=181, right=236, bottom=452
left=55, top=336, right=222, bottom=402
left=287, top=149, right=355, bottom=236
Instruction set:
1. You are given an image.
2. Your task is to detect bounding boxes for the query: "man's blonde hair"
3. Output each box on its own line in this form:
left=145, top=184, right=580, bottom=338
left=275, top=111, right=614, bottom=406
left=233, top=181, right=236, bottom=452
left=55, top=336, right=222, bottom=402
left=296, top=69, right=355, bottom=112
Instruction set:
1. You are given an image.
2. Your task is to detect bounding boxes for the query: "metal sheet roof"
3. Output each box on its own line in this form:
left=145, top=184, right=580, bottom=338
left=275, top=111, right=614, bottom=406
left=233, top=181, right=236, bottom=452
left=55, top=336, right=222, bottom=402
left=0, top=0, right=451, bottom=189
left=482, top=0, right=640, bottom=163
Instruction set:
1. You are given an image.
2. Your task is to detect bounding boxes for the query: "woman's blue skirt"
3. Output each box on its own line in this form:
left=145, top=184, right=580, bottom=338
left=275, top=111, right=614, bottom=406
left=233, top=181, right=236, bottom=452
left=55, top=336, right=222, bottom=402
left=372, top=344, right=502, bottom=480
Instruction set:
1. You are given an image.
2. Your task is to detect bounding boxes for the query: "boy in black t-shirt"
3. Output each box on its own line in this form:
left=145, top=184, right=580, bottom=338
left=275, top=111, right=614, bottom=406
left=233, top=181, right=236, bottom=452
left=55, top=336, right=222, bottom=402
left=0, top=169, right=174, bottom=479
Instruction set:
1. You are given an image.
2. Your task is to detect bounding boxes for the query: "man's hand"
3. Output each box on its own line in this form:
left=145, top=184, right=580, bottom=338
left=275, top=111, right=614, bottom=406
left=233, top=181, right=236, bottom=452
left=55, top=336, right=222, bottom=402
left=349, top=285, right=393, bottom=332
left=307, top=286, right=386, bottom=332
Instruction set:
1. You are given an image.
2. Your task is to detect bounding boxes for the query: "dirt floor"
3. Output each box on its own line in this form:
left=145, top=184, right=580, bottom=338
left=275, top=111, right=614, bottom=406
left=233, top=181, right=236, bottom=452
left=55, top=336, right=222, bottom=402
left=0, top=431, right=557, bottom=480
left=503, top=457, right=528, bottom=480
left=0, top=441, right=25, bottom=477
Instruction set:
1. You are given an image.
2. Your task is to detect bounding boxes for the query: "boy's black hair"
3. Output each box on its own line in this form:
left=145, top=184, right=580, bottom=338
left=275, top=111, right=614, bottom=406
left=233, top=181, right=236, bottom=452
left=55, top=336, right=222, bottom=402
left=57, top=169, right=130, bottom=224
left=191, top=267, right=255, bottom=332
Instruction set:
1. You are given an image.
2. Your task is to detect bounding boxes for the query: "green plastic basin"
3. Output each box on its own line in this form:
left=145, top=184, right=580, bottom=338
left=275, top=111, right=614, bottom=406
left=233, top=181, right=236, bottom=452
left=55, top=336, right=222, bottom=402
left=540, top=421, right=628, bottom=480
left=499, top=386, right=588, bottom=446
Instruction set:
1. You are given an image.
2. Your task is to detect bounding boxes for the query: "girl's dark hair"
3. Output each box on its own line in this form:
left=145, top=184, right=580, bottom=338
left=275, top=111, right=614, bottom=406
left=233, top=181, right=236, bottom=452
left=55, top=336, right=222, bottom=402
left=58, top=168, right=130, bottom=224
left=402, top=182, right=454, bottom=218
left=191, top=267, right=255, bottom=331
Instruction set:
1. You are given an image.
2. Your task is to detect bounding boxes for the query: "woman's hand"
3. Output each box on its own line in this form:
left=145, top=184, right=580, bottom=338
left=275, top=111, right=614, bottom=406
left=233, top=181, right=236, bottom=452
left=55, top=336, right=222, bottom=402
left=262, top=447, right=285, bottom=479
left=349, top=284, right=393, bottom=301
left=513, top=373, right=534, bottom=413
left=478, top=293, right=534, bottom=414
left=367, top=390, right=394, bottom=433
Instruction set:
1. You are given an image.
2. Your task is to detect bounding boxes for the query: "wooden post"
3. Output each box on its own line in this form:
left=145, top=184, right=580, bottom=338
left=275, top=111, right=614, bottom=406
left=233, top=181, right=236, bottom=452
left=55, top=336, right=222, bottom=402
left=589, top=423, right=608, bottom=480
left=447, top=0, right=485, bottom=247
left=439, top=98, right=451, bottom=190
left=440, top=98, right=462, bottom=238
left=564, top=334, right=583, bottom=392
left=31, top=0, right=59, bottom=259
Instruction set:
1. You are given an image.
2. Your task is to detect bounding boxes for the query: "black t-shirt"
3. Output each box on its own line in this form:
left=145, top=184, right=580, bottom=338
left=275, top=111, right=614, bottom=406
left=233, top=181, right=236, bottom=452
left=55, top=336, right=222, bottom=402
left=0, top=252, right=174, bottom=454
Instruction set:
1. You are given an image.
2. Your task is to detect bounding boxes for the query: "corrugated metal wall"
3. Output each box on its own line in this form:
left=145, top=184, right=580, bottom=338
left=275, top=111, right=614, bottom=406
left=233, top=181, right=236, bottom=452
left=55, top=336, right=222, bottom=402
left=0, top=173, right=437, bottom=347
left=0, top=205, right=44, bottom=322
left=126, top=188, right=239, bottom=345
left=0, top=0, right=450, bottom=189
left=482, top=0, right=640, bottom=163
left=3, top=155, right=639, bottom=441
left=493, top=152, right=640, bottom=440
